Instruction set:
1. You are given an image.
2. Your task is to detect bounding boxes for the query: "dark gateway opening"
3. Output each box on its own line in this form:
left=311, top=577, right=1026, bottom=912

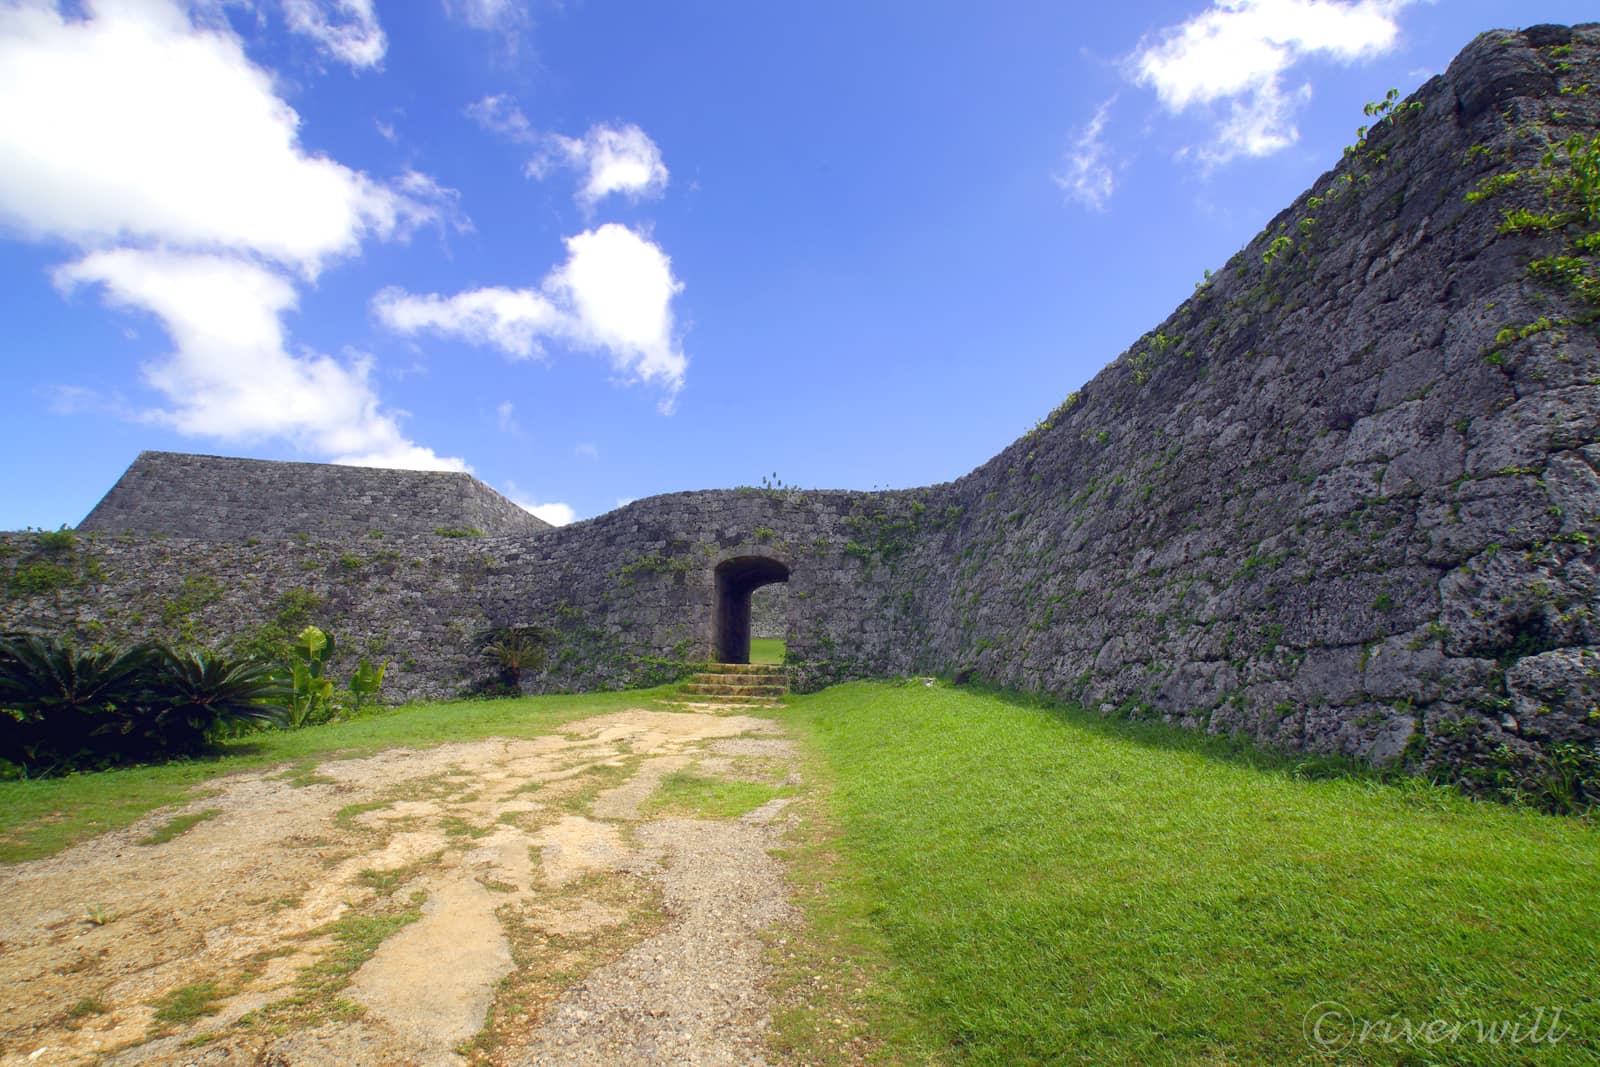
left=713, top=555, right=790, bottom=664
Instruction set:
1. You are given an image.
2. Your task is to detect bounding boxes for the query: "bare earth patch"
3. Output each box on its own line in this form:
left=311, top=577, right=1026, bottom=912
left=0, top=709, right=800, bottom=1067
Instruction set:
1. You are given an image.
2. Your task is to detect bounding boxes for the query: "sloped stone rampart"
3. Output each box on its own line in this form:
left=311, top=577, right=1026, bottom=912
left=77, top=451, right=550, bottom=540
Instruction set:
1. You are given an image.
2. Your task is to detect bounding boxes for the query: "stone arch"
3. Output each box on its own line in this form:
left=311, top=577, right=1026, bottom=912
left=713, top=555, right=790, bottom=664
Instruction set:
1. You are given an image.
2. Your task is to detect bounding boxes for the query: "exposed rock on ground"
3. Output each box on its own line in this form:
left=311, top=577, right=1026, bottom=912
left=0, top=709, right=799, bottom=1066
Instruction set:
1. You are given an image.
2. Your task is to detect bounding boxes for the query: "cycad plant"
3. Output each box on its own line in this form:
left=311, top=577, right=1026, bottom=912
left=0, top=633, right=289, bottom=775
left=140, top=647, right=289, bottom=755
left=0, top=633, right=153, bottom=772
left=472, top=626, right=547, bottom=694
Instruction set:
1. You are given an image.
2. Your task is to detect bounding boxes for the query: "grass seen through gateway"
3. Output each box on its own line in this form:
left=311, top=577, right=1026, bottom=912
left=778, top=681, right=1600, bottom=1066
left=749, top=637, right=785, bottom=664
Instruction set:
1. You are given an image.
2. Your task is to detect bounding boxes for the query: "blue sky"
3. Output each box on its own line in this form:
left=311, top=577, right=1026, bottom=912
left=1, top=0, right=1593, bottom=530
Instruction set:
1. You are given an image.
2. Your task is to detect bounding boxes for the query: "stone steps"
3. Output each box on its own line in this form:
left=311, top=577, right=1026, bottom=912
left=671, top=664, right=789, bottom=708
left=680, top=682, right=788, bottom=698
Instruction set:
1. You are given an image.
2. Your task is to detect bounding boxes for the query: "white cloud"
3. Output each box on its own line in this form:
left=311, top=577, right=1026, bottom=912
left=496, top=400, right=520, bottom=433
left=524, top=500, right=575, bottom=526
left=539, top=124, right=669, bottom=209
left=574, top=442, right=598, bottom=460
left=1, top=0, right=466, bottom=470
left=1055, top=97, right=1117, bottom=211
left=1129, top=0, right=1412, bottom=163
left=0, top=0, right=447, bottom=276
left=282, top=0, right=386, bottom=69
left=375, top=285, right=561, bottom=360
left=55, top=248, right=467, bottom=471
left=374, top=223, right=688, bottom=407
left=506, top=482, right=575, bottom=526
left=445, top=0, right=524, bottom=36
left=466, top=94, right=535, bottom=141
left=468, top=102, right=667, bottom=212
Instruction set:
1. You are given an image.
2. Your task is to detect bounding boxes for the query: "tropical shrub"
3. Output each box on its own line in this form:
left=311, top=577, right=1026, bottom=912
left=0, top=633, right=285, bottom=776
left=287, top=625, right=337, bottom=727
left=346, top=657, right=388, bottom=713
left=139, top=647, right=288, bottom=755
left=471, top=626, right=548, bottom=695
left=0, top=633, right=154, bottom=773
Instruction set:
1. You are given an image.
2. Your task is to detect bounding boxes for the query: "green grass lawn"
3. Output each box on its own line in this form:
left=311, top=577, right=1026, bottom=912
left=0, top=686, right=673, bottom=863
left=750, top=637, right=786, bottom=664
left=6, top=677, right=1597, bottom=1065
left=780, top=681, right=1600, bottom=1066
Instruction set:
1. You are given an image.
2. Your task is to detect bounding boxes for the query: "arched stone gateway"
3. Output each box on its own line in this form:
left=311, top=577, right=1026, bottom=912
left=713, top=555, right=790, bottom=664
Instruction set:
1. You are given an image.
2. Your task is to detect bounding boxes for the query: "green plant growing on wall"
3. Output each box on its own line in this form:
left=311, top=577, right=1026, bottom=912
left=1469, top=133, right=1600, bottom=338
left=231, top=588, right=324, bottom=666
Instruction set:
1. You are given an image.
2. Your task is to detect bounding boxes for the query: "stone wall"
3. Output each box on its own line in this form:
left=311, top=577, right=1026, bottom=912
left=4, top=26, right=1599, bottom=789
left=78, top=451, right=550, bottom=540
left=1, top=487, right=928, bottom=702
left=750, top=583, right=788, bottom=639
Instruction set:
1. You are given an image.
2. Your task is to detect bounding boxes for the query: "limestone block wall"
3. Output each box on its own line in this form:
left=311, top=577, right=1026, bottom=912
left=1, top=486, right=939, bottom=702
left=78, top=452, right=551, bottom=540
left=904, top=25, right=1600, bottom=783
left=750, top=584, right=787, bottom=639
left=4, top=26, right=1599, bottom=790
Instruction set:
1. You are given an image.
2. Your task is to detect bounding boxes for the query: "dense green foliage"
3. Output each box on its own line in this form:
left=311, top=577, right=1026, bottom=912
left=0, top=634, right=287, bottom=776
left=471, top=625, right=548, bottom=694
left=782, top=682, right=1600, bottom=1066
left=287, top=624, right=338, bottom=727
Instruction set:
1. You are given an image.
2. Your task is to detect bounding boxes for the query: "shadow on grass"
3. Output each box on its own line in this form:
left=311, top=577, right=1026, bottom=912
left=947, top=678, right=1418, bottom=788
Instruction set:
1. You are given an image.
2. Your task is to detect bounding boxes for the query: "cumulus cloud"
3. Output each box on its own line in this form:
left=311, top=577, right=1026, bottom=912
left=523, top=500, right=575, bottom=526
left=375, top=285, right=561, bottom=360
left=374, top=223, right=688, bottom=408
left=1129, top=0, right=1412, bottom=163
left=1054, top=97, right=1117, bottom=211
left=55, top=249, right=466, bottom=471
left=506, top=482, right=575, bottom=526
left=540, top=124, right=670, bottom=209
left=0, top=0, right=448, bottom=277
left=282, top=0, right=386, bottom=69
left=467, top=99, right=667, bottom=211
left=0, top=0, right=463, bottom=470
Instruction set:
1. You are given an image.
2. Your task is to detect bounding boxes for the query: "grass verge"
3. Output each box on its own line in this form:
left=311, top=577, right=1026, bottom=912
left=643, top=770, right=793, bottom=819
left=0, top=686, right=676, bottom=863
left=780, top=680, right=1600, bottom=1066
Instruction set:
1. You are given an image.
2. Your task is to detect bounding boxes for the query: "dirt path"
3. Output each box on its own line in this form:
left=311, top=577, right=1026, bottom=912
left=0, top=708, right=804, bottom=1066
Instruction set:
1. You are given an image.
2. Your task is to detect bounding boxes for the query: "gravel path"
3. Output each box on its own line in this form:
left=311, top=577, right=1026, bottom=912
left=0, top=708, right=802, bottom=1067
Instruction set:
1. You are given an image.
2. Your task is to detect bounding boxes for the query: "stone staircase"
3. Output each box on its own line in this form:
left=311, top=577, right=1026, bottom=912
left=673, top=663, right=788, bottom=708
